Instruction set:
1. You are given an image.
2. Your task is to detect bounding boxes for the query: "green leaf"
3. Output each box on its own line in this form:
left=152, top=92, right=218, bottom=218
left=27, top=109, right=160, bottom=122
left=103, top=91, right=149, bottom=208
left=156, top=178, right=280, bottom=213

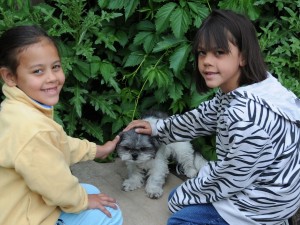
left=90, top=62, right=100, bottom=75
left=187, top=2, right=208, bottom=19
left=115, top=30, right=128, bottom=47
left=169, top=82, right=183, bottom=101
left=218, top=0, right=260, bottom=20
left=190, top=90, right=215, bottom=108
left=99, top=61, right=116, bottom=80
left=64, top=107, right=78, bottom=135
left=170, top=99, right=186, bottom=113
left=153, top=35, right=183, bottom=52
left=89, top=93, right=117, bottom=119
left=154, top=88, right=168, bottom=104
left=155, top=2, right=177, bottom=33
left=124, top=51, right=145, bottom=67
left=170, top=7, right=191, bottom=38
left=134, top=31, right=150, bottom=45
left=81, top=119, right=104, bottom=142
left=187, top=2, right=209, bottom=27
left=169, top=43, right=191, bottom=74
left=107, top=0, right=125, bottom=9
left=112, top=117, right=126, bottom=134
left=95, top=32, right=117, bottom=52
left=136, top=20, right=155, bottom=31
left=192, top=136, right=217, bottom=161
left=72, top=61, right=90, bottom=82
left=98, top=0, right=109, bottom=8
left=100, top=11, right=123, bottom=22
left=143, top=66, right=170, bottom=88
left=98, top=61, right=120, bottom=92
left=65, top=85, right=88, bottom=117
left=134, top=31, right=158, bottom=52
left=124, top=0, right=139, bottom=20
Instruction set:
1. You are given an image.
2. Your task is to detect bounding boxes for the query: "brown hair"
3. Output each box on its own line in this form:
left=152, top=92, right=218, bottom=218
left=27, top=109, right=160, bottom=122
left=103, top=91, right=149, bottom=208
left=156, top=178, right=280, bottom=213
left=193, top=9, right=267, bottom=93
left=0, top=25, right=58, bottom=75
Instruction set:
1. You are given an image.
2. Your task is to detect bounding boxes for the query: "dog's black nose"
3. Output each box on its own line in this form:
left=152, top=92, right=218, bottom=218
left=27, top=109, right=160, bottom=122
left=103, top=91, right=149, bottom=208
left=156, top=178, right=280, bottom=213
left=132, top=153, right=138, bottom=160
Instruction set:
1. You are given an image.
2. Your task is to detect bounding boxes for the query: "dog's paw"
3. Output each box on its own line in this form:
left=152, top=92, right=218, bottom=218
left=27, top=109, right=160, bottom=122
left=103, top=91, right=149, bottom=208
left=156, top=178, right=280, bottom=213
left=177, top=164, right=198, bottom=178
left=122, top=179, right=143, bottom=192
left=184, top=167, right=198, bottom=178
left=145, top=185, right=163, bottom=199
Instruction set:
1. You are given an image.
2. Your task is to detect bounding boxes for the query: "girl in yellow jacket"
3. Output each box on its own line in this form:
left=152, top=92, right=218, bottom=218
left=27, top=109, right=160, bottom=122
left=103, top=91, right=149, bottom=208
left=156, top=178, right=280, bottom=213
left=0, top=25, right=123, bottom=225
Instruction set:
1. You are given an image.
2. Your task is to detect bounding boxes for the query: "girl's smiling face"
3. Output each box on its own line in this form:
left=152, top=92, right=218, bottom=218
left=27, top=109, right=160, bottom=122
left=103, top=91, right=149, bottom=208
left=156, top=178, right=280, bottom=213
left=13, top=38, right=65, bottom=106
left=197, top=41, right=244, bottom=93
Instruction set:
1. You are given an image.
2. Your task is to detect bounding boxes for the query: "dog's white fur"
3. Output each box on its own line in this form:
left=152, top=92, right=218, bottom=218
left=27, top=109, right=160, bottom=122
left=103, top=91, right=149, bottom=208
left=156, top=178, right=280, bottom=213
left=117, top=116, right=207, bottom=199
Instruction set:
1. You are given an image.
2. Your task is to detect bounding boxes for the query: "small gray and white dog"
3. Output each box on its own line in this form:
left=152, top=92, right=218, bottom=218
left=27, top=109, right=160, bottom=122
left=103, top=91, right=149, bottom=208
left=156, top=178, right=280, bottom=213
left=116, top=111, right=207, bottom=199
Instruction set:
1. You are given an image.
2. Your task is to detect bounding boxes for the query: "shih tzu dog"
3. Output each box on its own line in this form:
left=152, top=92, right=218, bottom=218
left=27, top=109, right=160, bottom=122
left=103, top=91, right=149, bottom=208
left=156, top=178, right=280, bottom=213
left=116, top=111, right=207, bottom=199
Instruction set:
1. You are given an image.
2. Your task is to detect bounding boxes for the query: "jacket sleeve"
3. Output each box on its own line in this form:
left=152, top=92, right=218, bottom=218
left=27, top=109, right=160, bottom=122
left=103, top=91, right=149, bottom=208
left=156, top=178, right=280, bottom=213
left=168, top=120, right=274, bottom=213
left=154, top=92, right=221, bottom=144
left=14, top=131, right=92, bottom=213
left=67, top=136, right=97, bottom=164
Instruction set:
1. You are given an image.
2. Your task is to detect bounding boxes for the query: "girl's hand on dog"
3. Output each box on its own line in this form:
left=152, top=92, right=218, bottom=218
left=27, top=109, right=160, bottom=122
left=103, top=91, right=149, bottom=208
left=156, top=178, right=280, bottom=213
left=88, top=193, right=118, bottom=218
left=123, top=120, right=152, bottom=135
left=95, top=136, right=120, bottom=159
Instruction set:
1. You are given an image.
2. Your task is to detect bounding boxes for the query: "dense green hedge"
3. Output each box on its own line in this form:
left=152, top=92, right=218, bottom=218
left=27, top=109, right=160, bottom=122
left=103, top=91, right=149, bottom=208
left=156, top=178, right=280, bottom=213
left=0, top=0, right=299, bottom=160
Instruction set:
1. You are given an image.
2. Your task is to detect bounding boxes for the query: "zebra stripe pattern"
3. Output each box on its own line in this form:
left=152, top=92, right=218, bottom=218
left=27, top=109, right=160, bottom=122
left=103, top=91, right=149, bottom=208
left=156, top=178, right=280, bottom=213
left=156, top=89, right=300, bottom=225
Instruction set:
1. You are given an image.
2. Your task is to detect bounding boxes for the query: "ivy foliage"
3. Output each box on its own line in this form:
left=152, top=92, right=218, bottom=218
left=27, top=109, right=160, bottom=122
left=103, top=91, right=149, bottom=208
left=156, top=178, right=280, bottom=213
left=0, top=0, right=299, bottom=161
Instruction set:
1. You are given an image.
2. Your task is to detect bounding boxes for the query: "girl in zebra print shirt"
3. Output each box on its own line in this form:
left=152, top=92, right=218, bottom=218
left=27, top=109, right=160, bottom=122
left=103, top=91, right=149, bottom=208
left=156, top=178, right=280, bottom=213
left=125, top=9, right=300, bottom=225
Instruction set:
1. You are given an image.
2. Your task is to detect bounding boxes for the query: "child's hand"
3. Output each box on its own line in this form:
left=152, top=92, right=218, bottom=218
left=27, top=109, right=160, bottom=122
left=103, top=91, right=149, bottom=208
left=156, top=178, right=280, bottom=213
left=123, top=119, right=152, bottom=135
left=87, top=193, right=118, bottom=218
left=95, top=136, right=120, bottom=159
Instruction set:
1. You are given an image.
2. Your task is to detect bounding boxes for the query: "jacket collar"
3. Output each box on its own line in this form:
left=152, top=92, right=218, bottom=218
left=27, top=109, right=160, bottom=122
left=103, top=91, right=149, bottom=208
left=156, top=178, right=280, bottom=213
left=228, top=73, right=300, bottom=126
left=2, top=84, right=54, bottom=119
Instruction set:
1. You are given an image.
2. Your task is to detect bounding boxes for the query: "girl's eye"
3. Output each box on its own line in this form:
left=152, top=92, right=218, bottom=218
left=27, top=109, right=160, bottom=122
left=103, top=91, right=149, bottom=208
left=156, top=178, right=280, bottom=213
left=33, top=69, right=43, bottom=75
left=197, top=50, right=206, bottom=56
left=53, top=64, right=61, bottom=71
left=215, top=49, right=225, bottom=56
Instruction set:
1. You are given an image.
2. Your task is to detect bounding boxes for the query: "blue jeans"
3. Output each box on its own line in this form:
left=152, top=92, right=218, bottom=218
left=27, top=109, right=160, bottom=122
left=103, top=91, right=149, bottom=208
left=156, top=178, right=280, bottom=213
left=56, top=183, right=123, bottom=225
left=167, top=188, right=229, bottom=225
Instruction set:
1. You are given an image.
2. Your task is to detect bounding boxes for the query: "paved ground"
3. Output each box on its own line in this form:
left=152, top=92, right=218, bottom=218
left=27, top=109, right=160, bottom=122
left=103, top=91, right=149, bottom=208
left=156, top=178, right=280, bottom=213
left=71, top=159, right=184, bottom=225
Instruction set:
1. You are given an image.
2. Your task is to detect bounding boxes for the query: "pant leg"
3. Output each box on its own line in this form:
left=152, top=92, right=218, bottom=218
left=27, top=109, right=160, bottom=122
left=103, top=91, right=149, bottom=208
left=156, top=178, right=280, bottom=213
left=56, top=183, right=123, bottom=225
left=167, top=203, right=229, bottom=225
left=167, top=188, right=228, bottom=225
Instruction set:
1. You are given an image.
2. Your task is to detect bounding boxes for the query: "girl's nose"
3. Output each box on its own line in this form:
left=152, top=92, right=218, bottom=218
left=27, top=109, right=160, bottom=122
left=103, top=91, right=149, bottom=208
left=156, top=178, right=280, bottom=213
left=202, top=53, right=213, bottom=66
left=46, top=70, right=57, bottom=82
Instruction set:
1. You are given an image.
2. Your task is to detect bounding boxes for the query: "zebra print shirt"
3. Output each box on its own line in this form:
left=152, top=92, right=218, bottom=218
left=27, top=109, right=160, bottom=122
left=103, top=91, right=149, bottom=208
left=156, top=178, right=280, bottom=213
left=153, top=75, right=300, bottom=225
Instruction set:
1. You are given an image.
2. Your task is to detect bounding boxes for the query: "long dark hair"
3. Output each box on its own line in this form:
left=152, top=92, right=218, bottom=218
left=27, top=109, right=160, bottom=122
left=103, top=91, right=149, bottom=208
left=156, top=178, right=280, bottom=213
left=0, top=25, right=58, bottom=75
left=193, top=9, right=267, bottom=93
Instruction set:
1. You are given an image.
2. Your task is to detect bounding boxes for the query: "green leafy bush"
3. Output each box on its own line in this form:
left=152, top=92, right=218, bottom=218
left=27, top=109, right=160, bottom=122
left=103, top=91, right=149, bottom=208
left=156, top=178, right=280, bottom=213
left=0, top=0, right=299, bottom=161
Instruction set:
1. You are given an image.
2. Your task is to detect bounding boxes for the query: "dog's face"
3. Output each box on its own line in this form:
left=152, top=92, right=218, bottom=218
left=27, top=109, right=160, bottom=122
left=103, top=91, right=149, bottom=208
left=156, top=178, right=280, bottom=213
left=116, top=129, right=160, bottom=163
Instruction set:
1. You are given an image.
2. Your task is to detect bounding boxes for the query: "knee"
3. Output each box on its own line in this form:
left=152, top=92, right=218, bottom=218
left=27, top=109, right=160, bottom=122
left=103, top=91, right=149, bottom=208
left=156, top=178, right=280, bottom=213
left=168, top=187, right=177, bottom=201
left=167, top=214, right=178, bottom=225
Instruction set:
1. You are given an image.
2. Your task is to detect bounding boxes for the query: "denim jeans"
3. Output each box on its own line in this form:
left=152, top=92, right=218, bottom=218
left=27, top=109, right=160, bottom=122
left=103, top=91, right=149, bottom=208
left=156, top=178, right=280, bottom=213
left=167, top=188, right=229, bottom=225
left=56, top=183, right=123, bottom=225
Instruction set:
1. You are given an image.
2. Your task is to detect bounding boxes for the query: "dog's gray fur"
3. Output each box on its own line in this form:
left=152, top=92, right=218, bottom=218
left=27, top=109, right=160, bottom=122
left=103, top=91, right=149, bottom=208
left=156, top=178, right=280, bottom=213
left=116, top=111, right=207, bottom=199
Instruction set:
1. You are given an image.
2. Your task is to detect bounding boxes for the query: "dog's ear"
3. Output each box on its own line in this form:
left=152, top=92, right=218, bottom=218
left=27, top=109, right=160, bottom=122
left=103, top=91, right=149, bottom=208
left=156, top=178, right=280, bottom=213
left=150, top=136, right=160, bottom=150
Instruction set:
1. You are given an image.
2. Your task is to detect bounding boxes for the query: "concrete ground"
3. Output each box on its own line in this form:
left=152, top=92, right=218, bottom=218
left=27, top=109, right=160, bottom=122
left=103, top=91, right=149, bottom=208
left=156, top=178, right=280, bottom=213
left=71, top=159, right=183, bottom=225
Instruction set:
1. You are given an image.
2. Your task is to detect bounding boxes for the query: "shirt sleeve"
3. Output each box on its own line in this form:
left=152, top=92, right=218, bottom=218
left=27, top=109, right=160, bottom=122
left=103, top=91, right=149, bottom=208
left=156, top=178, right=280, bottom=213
left=168, top=120, right=274, bottom=213
left=14, top=131, right=91, bottom=213
left=154, top=93, right=221, bottom=144
left=67, top=136, right=97, bottom=164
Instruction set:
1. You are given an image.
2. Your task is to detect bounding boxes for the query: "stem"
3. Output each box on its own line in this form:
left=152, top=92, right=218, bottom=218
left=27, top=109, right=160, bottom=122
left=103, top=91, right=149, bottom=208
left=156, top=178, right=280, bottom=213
left=124, top=55, right=147, bottom=80
left=131, top=76, right=149, bottom=121
left=207, top=0, right=212, bottom=12
left=131, top=51, right=168, bottom=120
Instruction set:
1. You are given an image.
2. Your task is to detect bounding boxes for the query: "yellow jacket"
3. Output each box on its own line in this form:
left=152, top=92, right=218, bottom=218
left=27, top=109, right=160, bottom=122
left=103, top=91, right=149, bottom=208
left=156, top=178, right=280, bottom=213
left=0, top=84, right=97, bottom=225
